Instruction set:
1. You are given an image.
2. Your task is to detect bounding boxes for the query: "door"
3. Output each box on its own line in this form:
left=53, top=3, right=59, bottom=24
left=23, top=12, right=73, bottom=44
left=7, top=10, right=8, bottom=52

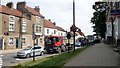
left=16, top=38, right=19, bottom=48
left=0, top=38, right=3, bottom=50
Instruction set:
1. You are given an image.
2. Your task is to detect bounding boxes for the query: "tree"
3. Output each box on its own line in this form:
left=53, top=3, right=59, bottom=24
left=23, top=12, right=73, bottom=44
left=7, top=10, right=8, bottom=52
left=91, top=2, right=108, bottom=38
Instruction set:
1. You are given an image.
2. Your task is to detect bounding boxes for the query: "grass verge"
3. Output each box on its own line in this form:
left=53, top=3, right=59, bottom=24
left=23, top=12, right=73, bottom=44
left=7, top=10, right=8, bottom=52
left=13, top=45, right=90, bottom=68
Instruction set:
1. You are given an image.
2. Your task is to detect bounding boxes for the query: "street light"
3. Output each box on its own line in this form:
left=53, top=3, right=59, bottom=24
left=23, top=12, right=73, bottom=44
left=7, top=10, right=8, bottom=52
left=73, top=0, right=76, bottom=52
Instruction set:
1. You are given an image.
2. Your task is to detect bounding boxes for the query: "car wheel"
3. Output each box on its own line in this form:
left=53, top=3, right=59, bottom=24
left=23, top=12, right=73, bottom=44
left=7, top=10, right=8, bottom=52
left=26, top=53, right=30, bottom=58
left=40, top=51, right=44, bottom=56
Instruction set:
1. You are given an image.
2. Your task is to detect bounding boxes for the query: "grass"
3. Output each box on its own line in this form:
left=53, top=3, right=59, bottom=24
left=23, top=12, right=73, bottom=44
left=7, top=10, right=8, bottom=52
left=13, top=45, right=90, bottom=68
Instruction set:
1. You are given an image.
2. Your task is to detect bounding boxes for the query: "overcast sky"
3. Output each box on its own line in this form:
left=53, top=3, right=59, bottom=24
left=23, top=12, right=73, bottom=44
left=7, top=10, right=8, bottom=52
left=1, top=0, right=100, bottom=36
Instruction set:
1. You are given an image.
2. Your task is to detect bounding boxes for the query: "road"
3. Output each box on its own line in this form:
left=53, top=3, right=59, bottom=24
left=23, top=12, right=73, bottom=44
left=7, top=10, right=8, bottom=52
left=1, top=46, right=80, bottom=67
left=64, top=43, right=119, bottom=66
left=2, top=52, right=59, bottom=67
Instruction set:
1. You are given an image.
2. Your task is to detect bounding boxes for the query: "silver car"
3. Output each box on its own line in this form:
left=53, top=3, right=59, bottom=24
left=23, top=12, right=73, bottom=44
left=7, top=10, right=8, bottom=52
left=17, top=45, right=44, bottom=58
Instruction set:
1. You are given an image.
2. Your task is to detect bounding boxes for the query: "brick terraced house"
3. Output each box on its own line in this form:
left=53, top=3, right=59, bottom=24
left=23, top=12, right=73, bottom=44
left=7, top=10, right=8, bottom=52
left=0, top=2, right=66, bottom=50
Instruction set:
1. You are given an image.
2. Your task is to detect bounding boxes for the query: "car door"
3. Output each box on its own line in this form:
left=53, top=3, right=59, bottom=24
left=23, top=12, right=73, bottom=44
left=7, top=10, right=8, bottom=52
left=34, top=46, right=42, bottom=55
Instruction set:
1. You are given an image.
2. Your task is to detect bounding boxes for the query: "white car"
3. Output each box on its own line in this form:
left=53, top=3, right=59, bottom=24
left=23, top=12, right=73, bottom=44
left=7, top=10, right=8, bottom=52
left=17, top=45, right=44, bottom=58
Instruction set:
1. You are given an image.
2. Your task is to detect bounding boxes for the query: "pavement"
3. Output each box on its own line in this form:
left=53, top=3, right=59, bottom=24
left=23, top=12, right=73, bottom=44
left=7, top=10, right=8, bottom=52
left=0, top=49, right=22, bottom=55
left=64, top=43, right=119, bottom=67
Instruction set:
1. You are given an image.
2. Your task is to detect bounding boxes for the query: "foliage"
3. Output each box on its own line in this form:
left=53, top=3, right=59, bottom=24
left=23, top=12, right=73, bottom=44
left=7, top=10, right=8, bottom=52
left=91, top=2, right=108, bottom=38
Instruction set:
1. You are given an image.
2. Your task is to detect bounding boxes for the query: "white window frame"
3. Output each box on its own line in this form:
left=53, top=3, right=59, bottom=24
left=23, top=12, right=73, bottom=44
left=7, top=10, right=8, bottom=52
left=8, top=38, right=14, bottom=45
left=22, top=18, right=26, bottom=32
left=47, top=29, right=49, bottom=34
left=35, top=25, right=41, bottom=33
left=9, top=15, right=15, bottom=31
left=54, top=30, right=56, bottom=34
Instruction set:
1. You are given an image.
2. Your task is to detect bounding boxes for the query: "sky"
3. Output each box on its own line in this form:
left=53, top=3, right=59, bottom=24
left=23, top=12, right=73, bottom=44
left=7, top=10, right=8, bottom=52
left=1, top=0, right=100, bottom=36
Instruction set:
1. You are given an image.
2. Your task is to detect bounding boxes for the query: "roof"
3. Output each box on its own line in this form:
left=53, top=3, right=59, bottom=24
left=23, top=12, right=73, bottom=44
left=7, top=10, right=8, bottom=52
left=56, top=26, right=65, bottom=32
left=25, top=6, right=44, bottom=18
left=0, top=5, right=22, bottom=17
left=44, top=19, right=56, bottom=29
left=76, top=31, right=86, bottom=37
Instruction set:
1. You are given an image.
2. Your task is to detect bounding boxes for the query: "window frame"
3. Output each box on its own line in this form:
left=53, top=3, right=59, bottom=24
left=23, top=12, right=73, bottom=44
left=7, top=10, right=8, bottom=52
left=8, top=38, right=14, bottom=45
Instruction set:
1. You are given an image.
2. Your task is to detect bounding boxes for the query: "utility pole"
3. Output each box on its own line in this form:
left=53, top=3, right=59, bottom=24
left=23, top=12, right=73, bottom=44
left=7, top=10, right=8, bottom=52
left=32, top=24, right=35, bottom=61
left=73, top=0, right=76, bottom=52
left=19, top=12, right=23, bottom=49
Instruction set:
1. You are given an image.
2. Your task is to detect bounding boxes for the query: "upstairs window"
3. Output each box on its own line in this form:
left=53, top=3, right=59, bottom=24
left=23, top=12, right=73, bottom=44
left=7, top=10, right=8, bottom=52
left=35, top=25, right=41, bottom=33
left=9, top=15, right=15, bottom=31
left=22, top=18, right=26, bottom=32
left=54, top=30, right=56, bottom=34
left=47, top=29, right=49, bottom=34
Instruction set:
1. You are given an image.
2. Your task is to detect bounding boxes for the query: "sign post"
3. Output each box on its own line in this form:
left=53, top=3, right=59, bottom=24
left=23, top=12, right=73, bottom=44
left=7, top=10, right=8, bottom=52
left=66, top=32, right=71, bottom=53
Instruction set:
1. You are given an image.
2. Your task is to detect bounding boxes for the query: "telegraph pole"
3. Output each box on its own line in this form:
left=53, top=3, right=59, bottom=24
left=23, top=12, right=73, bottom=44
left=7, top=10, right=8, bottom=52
left=32, top=24, right=35, bottom=61
left=73, top=0, right=76, bottom=52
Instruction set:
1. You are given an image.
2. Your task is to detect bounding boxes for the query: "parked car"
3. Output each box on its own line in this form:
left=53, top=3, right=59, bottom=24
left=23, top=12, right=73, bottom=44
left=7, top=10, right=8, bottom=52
left=114, top=46, right=120, bottom=52
left=16, top=45, right=44, bottom=58
left=75, top=42, right=82, bottom=47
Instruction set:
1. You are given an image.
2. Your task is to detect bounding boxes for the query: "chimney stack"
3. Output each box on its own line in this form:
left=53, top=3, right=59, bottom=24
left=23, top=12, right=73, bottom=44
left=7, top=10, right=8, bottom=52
left=34, top=6, right=40, bottom=13
left=53, top=22, right=56, bottom=26
left=6, top=2, right=13, bottom=8
left=48, top=19, right=51, bottom=22
left=17, top=2, right=26, bottom=11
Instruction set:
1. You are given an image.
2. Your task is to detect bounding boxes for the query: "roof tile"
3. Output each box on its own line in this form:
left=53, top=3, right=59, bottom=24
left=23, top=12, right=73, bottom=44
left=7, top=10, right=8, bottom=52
left=0, top=5, right=22, bottom=17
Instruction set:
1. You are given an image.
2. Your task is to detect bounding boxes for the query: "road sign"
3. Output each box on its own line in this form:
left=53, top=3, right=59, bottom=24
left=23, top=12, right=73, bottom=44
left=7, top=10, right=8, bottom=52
left=67, top=32, right=71, bottom=39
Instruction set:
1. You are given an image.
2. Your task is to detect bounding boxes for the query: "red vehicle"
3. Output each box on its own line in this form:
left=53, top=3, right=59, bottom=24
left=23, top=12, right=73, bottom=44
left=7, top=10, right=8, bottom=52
left=44, top=36, right=66, bottom=53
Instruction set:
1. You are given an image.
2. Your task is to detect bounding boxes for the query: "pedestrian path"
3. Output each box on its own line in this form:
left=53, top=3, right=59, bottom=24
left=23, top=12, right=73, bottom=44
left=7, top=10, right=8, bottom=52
left=64, top=43, right=119, bottom=66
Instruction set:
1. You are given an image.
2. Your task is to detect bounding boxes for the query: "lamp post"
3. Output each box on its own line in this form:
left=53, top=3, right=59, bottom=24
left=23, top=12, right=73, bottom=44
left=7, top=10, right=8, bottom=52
left=73, top=0, right=76, bottom=52
left=32, top=24, right=35, bottom=61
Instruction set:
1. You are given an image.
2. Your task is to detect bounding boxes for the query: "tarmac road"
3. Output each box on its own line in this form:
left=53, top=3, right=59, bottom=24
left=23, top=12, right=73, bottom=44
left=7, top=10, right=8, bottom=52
left=64, top=43, right=119, bottom=67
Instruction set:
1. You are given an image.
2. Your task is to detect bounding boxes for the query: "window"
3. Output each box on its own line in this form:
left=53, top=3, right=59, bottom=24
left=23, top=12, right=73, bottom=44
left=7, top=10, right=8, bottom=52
left=61, top=33, right=63, bottom=36
left=35, top=25, right=41, bottom=33
left=22, top=38, right=25, bottom=43
left=36, top=26, right=39, bottom=32
left=9, top=38, right=14, bottom=45
left=33, top=46, right=41, bottom=50
left=9, top=16, right=14, bottom=22
left=54, top=30, right=56, bottom=34
left=9, top=15, right=15, bottom=31
left=22, top=18, right=26, bottom=32
left=40, top=38, right=42, bottom=43
left=47, top=29, right=49, bottom=34
left=9, top=24, right=14, bottom=31
left=39, top=26, right=41, bottom=32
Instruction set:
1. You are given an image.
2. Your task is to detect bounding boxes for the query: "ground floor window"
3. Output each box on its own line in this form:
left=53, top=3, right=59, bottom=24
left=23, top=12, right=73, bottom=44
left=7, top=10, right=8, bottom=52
left=8, top=38, right=14, bottom=45
left=22, top=38, right=25, bottom=43
left=40, top=38, right=42, bottom=43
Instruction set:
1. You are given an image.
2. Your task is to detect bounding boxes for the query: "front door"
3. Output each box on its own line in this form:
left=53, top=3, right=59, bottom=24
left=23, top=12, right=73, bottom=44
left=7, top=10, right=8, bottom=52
left=0, top=38, right=3, bottom=50
left=16, top=38, right=19, bottom=48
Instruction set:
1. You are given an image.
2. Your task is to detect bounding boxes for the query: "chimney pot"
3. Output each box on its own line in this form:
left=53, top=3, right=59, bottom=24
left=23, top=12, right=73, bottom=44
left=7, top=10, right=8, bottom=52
left=53, top=22, right=56, bottom=26
left=34, top=6, right=40, bottom=13
left=48, top=19, right=51, bottom=22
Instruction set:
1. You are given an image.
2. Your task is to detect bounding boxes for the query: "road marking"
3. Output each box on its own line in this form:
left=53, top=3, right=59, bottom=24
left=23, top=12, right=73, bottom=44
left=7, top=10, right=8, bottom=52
left=16, top=58, right=27, bottom=61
